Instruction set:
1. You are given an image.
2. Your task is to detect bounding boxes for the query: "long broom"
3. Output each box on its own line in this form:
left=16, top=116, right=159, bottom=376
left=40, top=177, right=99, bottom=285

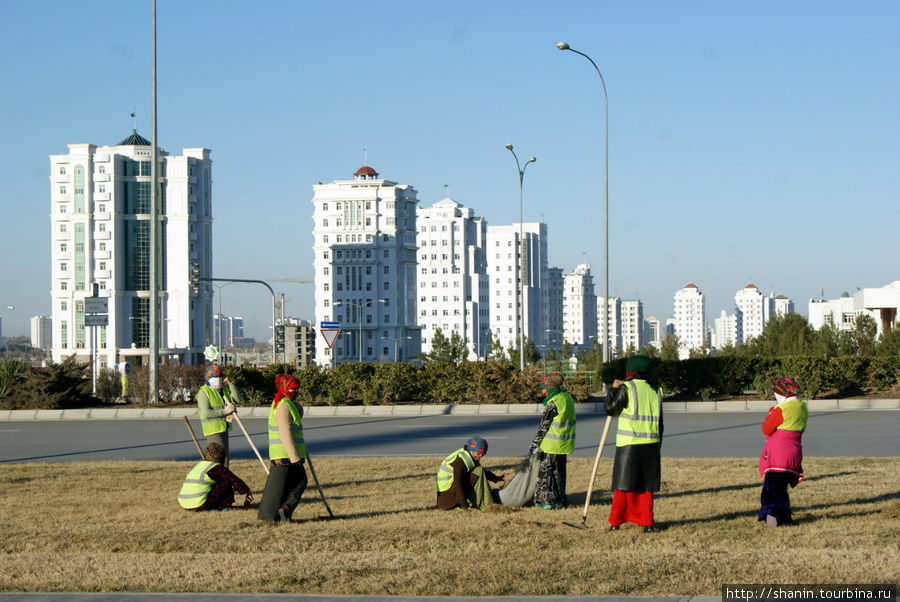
left=564, top=414, right=613, bottom=529
left=182, top=415, right=205, bottom=459
left=231, top=411, right=269, bottom=476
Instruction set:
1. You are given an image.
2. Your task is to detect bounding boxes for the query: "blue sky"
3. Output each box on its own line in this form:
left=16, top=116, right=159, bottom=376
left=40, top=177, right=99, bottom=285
left=1, top=1, right=897, bottom=339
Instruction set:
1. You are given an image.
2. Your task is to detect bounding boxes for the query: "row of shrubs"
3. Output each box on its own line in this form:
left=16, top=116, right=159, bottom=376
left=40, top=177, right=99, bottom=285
left=1, top=354, right=897, bottom=410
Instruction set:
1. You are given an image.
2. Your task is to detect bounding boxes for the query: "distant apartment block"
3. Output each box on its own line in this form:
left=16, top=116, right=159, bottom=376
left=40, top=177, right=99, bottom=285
left=486, top=222, right=550, bottom=353
left=734, top=283, right=767, bottom=343
left=311, top=165, right=421, bottom=366
left=673, top=283, right=707, bottom=358
left=545, top=267, right=564, bottom=351
left=416, top=197, right=489, bottom=360
left=30, top=316, right=52, bottom=350
left=213, top=314, right=244, bottom=348
left=620, top=299, right=644, bottom=353
left=597, top=296, right=622, bottom=353
left=646, top=315, right=661, bottom=351
left=562, top=264, right=598, bottom=349
left=49, top=131, right=213, bottom=368
left=712, top=310, right=737, bottom=349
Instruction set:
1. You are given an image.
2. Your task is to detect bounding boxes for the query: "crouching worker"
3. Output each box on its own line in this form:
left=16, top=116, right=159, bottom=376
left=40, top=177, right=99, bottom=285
left=258, top=374, right=307, bottom=522
left=178, top=442, right=252, bottom=512
left=436, top=436, right=506, bottom=511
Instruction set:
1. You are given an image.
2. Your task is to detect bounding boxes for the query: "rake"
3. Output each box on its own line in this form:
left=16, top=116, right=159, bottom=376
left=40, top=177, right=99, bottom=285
left=563, top=414, right=612, bottom=530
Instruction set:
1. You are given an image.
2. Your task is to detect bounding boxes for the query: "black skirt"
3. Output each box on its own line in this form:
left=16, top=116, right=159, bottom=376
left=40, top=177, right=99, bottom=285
left=611, top=442, right=661, bottom=492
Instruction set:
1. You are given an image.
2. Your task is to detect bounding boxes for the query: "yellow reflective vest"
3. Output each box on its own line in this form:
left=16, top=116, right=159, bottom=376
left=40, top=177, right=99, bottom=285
left=267, top=398, right=306, bottom=461
left=539, top=391, right=576, bottom=455
left=615, top=379, right=661, bottom=446
left=436, top=447, right=475, bottom=492
left=197, top=385, right=231, bottom=436
left=177, top=460, right=217, bottom=509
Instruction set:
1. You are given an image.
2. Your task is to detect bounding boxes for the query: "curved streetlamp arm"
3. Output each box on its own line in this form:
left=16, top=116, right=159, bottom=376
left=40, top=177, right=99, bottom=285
left=202, top=277, right=277, bottom=364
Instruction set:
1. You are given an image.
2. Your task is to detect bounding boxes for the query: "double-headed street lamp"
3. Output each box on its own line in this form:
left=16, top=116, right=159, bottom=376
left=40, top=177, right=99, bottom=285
left=557, top=41, right=610, bottom=363
left=383, top=336, right=413, bottom=363
left=505, top=144, right=536, bottom=372
left=335, top=299, right=385, bottom=363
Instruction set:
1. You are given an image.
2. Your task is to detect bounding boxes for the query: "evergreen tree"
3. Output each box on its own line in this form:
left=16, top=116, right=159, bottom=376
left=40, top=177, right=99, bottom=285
left=659, top=334, right=680, bottom=361
left=853, top=314, right=878, bottom=357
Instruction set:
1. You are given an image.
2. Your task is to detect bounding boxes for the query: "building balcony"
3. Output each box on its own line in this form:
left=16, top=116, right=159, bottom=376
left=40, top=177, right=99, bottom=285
left=54, top=173, right=71, bottom=183
left=55, top=249, right=72, bottom=260
left=94, top=250, right=111, bottom=260
left=94, top=211, right=111, bottom=221
left=94, top=192, right=110, bottom=201
left=95, top=153, right=110, bottom=163
left=94, top=269, right=112, bottom=279
left=94, top=231, right=111, bottom=240
left=94, top=173, right=110, bottom=182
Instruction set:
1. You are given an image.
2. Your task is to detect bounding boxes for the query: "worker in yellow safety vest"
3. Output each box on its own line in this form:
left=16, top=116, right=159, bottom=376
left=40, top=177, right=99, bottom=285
left=258, top=373, right=307, bottom=522
left=178, top=442, right=252, bottom=512
left=436, top=436, right=506, bottom=510
left=604, top=354, right=663, bottom=532
left=529, top=371, right=576, bottom=509
left=195, top=364, right=240, bottom=467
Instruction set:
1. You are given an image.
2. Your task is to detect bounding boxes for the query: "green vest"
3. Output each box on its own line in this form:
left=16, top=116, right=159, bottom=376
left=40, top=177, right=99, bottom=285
left=775, top=398, right=808, bottom=432
left=177, top=460, right=217, bottom=509
left=615, top=379, right=661, bottom=446
left=539, top=391, right=576, bottom=455
left=267, top=398, right=306, bottom=461
left=197, top=385, right=231, bottom=436
left=436, top=447, right=475, bottom=492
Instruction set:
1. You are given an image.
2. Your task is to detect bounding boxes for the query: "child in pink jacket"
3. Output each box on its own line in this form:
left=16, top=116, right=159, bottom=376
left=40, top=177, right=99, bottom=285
left=758, top=377, right=808, bottom=527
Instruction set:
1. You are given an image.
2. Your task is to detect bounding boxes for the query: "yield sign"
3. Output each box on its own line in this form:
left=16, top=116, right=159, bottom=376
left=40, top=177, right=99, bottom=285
left=319, top=321, right=341, bottom=349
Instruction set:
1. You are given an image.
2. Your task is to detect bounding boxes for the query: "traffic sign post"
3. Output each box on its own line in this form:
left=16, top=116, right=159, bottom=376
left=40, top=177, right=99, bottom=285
left=84, top=296, right=109, bottom=396
left=319, top=321, right=341, bottom=349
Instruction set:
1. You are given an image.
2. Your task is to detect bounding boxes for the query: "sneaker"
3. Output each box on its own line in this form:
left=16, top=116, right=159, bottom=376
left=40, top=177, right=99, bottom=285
left=643, top=525, right=655, bottom=533
left=278, top=506, right=291, bottom=522
left=609, top=525, right=620, bottom=531
left=534, top=503, right=563, bottom=510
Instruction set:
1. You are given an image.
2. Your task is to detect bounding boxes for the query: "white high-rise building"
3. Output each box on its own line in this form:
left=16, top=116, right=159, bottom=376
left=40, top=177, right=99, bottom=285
left=620, top=299, right=644, bottom=353
left=712, top=310, right=738, bottom=349
left=311, top=165, right=421, bottom=366
left=49, top=131, right=213, bottom=367
left=735, top=283, right=767, bottom=343
left=486, top=222, right=550, bottom=354
left=30, top=316, right=52, bottom=350
left=416, top=197, right=489, bottom=360
left=562, top=264, right=598, bottom=349
left=673, top=283, right=706, bottom=358
left=597, top=296, right=622, bottom=353
left=546, top=267, right=564, bottom=351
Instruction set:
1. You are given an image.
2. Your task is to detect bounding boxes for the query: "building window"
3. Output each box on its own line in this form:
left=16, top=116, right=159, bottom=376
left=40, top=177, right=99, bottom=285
left=98, top=223, right=106, bottom=232
left=98, top=165, right=105, bottom=174
left=61, top=301, right=67, bottom=311
left=322, top=203, right=328, bottom=210
left=99, top=185, right=106, bottom=193
left=98, top=204, right=106, bottom=212
left=323, top=219, right=329, bottom=227
left=60, top=243, right=67, bottom=252
left=60, top=262, right=67, bottom=271
left=324, top=267, right=330, bottom=275
left=59, top=205, right=67, bottom=214
left=60, top=186, right=66, bottom=194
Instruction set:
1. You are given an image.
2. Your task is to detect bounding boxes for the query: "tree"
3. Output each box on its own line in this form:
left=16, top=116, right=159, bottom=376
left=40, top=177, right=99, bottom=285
left=487, top=334, right=507, bottom=362
left=523, top=337, right=540, bottom=364
left=420, top=328, right=466, bottom=365
left=744, top=313, right=817, bottom=356
left=853, top=314, right=878, bottom=357
left=876, top=322, right=900, bottom=357
left=659, top=334, right=679, bottom=361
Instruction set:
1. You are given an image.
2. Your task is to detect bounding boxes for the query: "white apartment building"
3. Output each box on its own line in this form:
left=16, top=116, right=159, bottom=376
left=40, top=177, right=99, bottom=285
left=311, top=166, right=421, bottom=366
left=546, top=267, right=564, bottom=351
left=416, top=197, right=489, bottom=360
left=562, top=264, right=598, bottom=350
left=673, top=283, right=707, bottom=358
left=49, top=131, right=213, bottom=367
left=620, top=299, right=644, bottom=353
left=734, top=283, right=767, bottom=343
left=712, top=310, right=738, bottom=349
left=486, top=223, right=550, bottom=354
left=30, top=316, right=52, bottom=350
left=597, top=296, right=622, bottom=353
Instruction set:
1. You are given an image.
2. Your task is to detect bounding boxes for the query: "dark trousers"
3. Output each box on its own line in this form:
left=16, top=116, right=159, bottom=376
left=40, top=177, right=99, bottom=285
left=258, top=460, right=308, bottom=521
left=758, top=472, right=793, bottom=525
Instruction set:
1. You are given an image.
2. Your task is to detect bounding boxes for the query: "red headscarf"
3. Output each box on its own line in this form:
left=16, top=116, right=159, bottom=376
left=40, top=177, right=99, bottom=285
left=274, top=374, right=300, bottom=405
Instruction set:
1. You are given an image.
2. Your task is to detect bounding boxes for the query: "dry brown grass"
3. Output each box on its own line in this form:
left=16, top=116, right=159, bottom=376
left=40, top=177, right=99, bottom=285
left=1, top=456, right=898, bottom=595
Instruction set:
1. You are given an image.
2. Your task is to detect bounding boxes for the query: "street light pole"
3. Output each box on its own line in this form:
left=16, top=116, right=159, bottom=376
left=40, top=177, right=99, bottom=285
left=505, top=144, right=536, bottom=372
left=557, top=41, right=610, bottom=363
left=335, top=299, right=384, bottom=363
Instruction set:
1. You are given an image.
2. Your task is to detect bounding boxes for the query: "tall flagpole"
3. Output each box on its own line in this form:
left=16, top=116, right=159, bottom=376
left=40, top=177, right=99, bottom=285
left=149, top=0, right=159, bottom=402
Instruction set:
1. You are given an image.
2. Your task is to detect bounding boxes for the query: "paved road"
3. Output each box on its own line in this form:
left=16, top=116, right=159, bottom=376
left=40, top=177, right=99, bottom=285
left=1, top=410, right=897, bottom=463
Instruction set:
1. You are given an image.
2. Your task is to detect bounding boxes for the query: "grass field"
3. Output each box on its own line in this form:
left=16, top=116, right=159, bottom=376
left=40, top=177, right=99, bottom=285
left=1, top=456, right=898, bottom=595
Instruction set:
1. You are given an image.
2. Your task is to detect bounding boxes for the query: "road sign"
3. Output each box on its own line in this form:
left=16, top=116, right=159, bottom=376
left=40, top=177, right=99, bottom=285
left=204, top=345, right=219, bottom=361
left=319, top=321, right=341, bottom=349
left=84, top=314, right=108, bottom=326
left=84, top=297, right=108, bottom=314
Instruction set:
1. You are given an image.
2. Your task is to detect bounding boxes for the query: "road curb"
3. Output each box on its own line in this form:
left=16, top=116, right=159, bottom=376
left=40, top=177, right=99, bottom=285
left=0, top=398, right=897, bottom=420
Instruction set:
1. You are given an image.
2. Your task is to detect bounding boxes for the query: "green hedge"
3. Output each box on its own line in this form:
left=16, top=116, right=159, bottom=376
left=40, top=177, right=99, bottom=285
left=2, top=355, right=897, bottom=410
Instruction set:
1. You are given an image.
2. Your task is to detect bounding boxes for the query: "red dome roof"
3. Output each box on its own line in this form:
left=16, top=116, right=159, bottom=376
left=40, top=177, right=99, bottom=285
left=354, top=165, right=379, bottom=178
